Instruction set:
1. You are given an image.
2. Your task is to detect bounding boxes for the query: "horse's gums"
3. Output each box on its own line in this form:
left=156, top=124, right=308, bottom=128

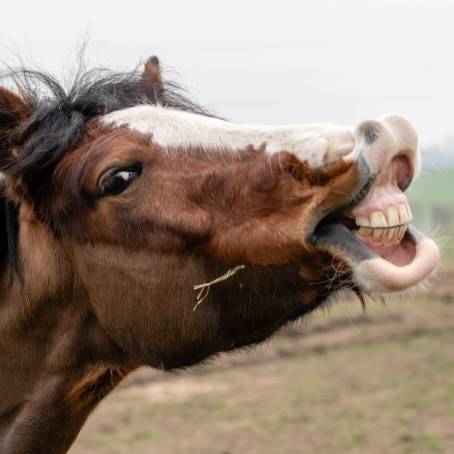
left=0, top=57, right=438, bottom=454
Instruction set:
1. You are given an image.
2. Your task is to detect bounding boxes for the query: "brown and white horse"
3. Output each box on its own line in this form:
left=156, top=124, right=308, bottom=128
left=0, top=56, right=439, bottom=453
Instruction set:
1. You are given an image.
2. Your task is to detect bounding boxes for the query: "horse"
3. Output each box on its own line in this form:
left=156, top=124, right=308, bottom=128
left=0, top=55, right=439, bottom=453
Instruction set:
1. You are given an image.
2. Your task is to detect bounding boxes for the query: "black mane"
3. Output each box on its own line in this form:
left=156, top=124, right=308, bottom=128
left=4, top=65, right=209, bottom=188
left=0, top=63, right=210, bottom=278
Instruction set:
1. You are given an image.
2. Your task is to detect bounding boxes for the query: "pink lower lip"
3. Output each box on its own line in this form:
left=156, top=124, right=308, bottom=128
left=355, top=235, right=439, bottom=292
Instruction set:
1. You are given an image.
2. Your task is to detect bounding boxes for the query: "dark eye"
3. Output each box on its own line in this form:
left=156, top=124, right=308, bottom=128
left=98, top=165, right=142, bottom=197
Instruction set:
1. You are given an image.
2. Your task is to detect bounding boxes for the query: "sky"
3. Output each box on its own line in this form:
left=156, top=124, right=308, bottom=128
left=1, top=0, right=453, bottom=147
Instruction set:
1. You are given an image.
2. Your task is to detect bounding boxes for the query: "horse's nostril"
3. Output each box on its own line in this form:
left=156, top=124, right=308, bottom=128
left=362, top=126, right=380, bottom=145
left=356, top=121, right=382, bottom=146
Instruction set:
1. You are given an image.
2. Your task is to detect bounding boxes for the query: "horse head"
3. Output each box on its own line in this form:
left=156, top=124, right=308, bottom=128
left=0, top=56, right=439, bottom=453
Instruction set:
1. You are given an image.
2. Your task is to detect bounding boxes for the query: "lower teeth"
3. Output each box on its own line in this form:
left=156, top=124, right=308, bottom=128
left=357, top=226, right=406, bottom=242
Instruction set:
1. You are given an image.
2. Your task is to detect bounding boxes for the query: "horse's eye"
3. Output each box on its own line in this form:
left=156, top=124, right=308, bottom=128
left=98, top=165, right=142, bottom=197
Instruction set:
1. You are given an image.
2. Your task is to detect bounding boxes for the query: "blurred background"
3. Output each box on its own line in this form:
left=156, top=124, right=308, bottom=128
left=2, top=0, right=454, bottom=452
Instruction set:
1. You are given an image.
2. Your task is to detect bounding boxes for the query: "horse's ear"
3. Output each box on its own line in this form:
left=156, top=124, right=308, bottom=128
left=140, top=55, right=164, bottom=98
left=0, top=86, right=29, bottom=174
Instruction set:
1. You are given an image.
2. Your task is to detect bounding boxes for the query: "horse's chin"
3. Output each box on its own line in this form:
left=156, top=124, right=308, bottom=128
left=313, top=222, right=439, bottom=293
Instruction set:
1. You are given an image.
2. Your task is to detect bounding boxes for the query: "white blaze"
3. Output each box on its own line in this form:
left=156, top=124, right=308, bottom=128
left=102, top=105, right=354, bottom=167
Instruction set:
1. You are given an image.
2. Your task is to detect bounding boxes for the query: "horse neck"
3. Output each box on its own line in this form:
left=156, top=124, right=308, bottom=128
left=0, top=205, right=132, bottom=454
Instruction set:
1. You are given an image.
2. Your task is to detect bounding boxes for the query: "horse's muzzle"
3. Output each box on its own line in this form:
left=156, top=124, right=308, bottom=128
left=311, top=114, right=439, bottom=293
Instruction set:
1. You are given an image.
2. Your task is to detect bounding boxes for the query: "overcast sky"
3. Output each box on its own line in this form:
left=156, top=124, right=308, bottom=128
left=1, top=0, right=453, bottom=147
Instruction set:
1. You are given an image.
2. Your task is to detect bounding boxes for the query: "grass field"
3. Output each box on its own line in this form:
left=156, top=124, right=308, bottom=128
left=407, top=167, right=454, bottom=209
left=71, top=167, right=454, bottom=454
left=406, top=166, right=454, bottom=234
left=407, top=166, right=454, bottom=262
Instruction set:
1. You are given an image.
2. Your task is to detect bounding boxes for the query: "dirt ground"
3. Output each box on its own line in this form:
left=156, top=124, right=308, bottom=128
left=71, top=268, right=454, bottom=454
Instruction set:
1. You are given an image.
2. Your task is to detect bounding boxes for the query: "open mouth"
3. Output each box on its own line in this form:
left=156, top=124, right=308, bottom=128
left=312, top=155, right=440, bottom=293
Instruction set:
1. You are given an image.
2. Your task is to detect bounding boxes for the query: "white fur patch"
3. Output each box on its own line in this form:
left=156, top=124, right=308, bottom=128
left=102, top=105, right=352, bottom=167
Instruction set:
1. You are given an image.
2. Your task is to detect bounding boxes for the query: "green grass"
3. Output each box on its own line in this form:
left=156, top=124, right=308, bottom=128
left=404, top=166, right=454, bottom=264
left=407, top=167, right=454, bottom=230
left=407, top=167, right=454, bottom=207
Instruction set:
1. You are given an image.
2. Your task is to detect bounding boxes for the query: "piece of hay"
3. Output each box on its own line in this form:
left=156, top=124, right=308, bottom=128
left=193, top=265, right=245, bottom=311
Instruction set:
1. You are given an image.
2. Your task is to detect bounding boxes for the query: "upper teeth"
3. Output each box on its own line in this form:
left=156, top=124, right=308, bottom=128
left=355, top=203, right=412, bottom=228
left=355, top=203, right=412, bottom=243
